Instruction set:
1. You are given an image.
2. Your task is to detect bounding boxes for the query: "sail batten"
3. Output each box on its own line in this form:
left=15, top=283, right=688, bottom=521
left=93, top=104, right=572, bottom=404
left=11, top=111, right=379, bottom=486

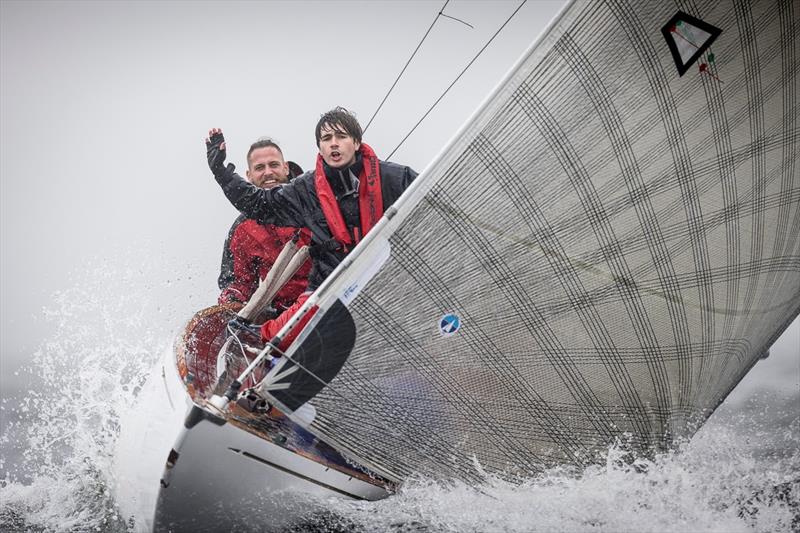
left=266, top=0, right=799, bottom=483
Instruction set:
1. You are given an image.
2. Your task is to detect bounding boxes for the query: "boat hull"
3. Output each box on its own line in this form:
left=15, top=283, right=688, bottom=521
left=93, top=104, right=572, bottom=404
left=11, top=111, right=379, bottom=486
left=154, top=404, right=388, bottom=532
left=150, top=306, right=390, bottom=531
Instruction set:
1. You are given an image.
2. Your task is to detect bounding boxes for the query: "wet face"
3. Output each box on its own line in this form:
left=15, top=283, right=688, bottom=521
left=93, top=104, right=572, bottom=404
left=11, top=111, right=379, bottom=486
left=318, top=123, right=360, bottom=169
left=246, top=146, right=290, bottom=189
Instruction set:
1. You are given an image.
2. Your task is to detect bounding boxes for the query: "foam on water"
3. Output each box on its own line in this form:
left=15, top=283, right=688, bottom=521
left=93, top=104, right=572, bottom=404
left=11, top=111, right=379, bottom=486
left=1, top=255, right=797, bottom=532
left=328, top=402, right=799, bottom=533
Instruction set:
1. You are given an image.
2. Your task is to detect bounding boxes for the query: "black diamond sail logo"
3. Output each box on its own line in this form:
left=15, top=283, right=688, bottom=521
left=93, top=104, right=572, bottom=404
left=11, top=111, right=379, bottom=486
left=661, top=11, right=722, bottom=76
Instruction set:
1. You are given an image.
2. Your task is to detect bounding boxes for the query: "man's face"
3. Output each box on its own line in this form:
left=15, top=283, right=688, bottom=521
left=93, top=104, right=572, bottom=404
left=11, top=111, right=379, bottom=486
left=318, top=123, right=360, bottom=169
left=246, top=146, right=290, bottom=189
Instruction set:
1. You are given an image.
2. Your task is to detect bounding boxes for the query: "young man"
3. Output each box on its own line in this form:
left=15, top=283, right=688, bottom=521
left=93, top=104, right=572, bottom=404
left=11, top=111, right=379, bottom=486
left=206, top=107, right=417, bottom=344
left=215, top=137, right=312, bottom=316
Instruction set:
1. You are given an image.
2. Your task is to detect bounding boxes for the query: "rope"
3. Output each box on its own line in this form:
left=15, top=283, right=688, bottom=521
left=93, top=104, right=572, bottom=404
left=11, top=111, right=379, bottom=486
left=386, top=0, right=528, bottom=161
left=364, top=0, right=453, bottom=134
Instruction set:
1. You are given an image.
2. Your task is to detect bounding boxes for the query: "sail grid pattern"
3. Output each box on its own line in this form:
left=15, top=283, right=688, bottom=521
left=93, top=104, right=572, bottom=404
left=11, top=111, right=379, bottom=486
left=278, top=0, right=799, bottom=483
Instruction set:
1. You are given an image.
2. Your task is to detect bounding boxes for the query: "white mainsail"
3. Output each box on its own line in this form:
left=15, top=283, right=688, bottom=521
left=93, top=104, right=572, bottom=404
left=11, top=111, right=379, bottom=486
left=260, top=0, right=799, bottom=483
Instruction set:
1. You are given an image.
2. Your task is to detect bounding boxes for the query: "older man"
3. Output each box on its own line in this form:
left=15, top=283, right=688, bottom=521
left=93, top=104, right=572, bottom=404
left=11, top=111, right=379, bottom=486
left=215, top=136, right=311, bottom=316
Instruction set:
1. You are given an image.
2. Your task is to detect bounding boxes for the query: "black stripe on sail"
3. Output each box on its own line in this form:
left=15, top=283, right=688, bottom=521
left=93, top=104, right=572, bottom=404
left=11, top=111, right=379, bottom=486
left=606, top=0, right=714, bottom=417
left=691, top=0, right=740, bottom=409
left=465, top=133, right=657, bottom=447
left=269, top=299, right=357, bottom=412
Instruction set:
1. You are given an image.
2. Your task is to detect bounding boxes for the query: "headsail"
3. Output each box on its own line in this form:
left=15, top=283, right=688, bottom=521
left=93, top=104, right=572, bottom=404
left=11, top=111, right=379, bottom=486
left=262, top=0, right=799, bottom=483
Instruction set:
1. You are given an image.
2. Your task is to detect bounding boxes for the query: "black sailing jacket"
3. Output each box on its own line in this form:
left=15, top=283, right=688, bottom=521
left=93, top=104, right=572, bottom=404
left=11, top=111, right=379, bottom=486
left=214, top=155, right=417, bottom=290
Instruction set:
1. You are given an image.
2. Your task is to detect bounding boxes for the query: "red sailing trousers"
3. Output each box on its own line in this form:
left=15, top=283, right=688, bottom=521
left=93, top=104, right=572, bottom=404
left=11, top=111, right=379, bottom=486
left=259, top=292, right=317, bottom=353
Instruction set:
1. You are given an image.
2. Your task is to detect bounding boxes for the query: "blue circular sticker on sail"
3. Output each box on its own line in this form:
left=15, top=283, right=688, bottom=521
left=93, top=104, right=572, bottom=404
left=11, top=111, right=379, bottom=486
left=439, top=313, right=461, bottom=336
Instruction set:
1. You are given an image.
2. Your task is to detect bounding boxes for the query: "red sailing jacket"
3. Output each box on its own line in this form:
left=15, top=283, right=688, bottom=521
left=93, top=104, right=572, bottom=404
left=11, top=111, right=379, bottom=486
left=218, top=219, right=312, bottom=311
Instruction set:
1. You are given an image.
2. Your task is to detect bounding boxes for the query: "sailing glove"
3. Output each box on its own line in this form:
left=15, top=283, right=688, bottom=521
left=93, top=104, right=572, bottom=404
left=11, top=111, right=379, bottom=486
left=206, top=131, right=235, bottom=176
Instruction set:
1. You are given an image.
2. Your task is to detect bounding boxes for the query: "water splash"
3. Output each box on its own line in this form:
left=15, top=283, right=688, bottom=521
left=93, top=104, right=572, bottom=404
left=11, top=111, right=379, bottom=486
left=322, top=398, right=799, bottom=533
left=0, top=249, right=210, bottom=532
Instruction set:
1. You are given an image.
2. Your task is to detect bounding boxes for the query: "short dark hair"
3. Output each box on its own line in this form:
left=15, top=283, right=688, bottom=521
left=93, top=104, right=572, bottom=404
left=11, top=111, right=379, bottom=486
left=247, top=138, right=283, bottom=166
left=315, top=107, right=363, bottom=147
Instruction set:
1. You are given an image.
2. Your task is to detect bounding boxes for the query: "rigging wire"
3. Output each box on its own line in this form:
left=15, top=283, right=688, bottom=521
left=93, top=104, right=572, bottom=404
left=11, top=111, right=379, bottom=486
left=364, top=0, right=458, bottom=135
left=439, top=12, right=474, bottom=29
left=386, top=0, right=527, bottom=161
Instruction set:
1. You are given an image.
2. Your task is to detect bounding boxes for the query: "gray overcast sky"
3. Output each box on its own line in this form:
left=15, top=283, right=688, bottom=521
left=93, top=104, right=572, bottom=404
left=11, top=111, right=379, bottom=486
left=1, top=0, right=797, bottom=396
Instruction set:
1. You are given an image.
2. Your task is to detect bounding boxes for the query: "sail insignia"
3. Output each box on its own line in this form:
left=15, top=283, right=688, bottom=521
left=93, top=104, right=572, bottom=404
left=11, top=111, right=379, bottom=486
left=661, top=11, right=722, bottom=76
left=439, top=313, right=462, bottom=336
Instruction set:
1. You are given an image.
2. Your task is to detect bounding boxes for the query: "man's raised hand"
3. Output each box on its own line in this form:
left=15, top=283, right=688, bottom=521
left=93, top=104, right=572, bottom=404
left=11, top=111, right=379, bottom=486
left=206, top=127, right=233, bottom=176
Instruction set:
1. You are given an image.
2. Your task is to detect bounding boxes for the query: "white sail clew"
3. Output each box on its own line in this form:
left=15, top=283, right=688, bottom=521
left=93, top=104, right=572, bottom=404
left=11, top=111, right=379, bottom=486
left=261, top=0, right=799, bottom=484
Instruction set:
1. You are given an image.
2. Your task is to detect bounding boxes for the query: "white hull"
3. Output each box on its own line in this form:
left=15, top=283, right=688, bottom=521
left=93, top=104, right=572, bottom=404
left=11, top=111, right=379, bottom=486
left=154, top=404, right=388, bottom=532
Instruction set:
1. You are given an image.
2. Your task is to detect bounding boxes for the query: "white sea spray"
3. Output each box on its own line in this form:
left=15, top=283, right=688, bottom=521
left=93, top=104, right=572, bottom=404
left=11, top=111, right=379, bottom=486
left=329, top=398, right=798, bottom=533
left=0, top=249, right=209, bottom=532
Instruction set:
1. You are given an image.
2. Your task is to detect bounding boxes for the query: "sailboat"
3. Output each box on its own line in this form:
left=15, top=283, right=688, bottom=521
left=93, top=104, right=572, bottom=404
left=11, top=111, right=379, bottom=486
left=144, top=0, right=798, bottom=529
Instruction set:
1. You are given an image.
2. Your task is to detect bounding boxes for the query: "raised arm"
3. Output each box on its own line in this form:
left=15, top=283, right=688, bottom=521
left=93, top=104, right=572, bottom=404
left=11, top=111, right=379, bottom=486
left=205, top=128, right=303, bottom=227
